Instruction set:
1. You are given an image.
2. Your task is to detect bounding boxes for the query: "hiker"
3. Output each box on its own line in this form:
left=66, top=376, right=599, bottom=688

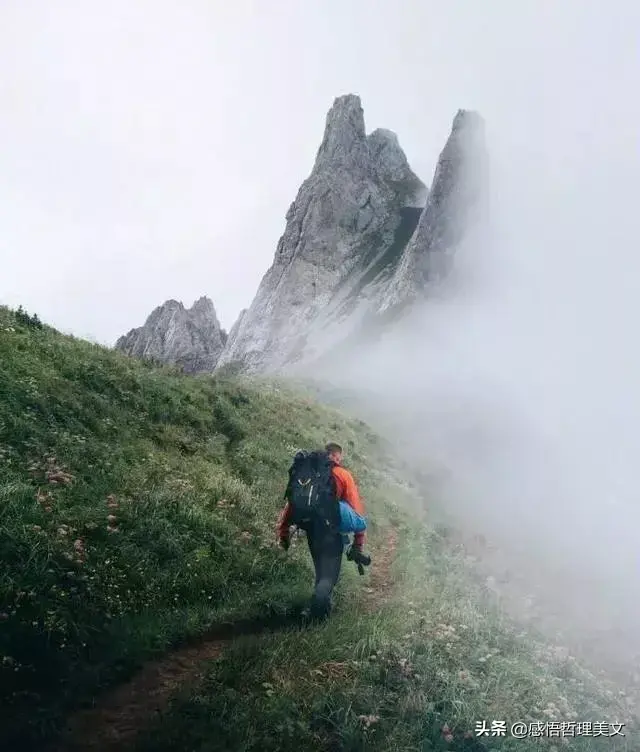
left=277, top=442, right=368, bottom=618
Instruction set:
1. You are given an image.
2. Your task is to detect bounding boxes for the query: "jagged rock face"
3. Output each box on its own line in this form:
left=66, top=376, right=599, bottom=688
left=119, top=98, right=486, bottom=376
left=226, top=308, right=247, bottom=346
left=379, top=110, right=487, bottom=311
left=216, top=94, right=427, bottom=373
left=115, top=296, right=227, bottom=373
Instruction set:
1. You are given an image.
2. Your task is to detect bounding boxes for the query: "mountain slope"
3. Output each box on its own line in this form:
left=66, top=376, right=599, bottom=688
left=0, top=304, right=397, bottom=748
left=1, top=305, right=636, bottom=751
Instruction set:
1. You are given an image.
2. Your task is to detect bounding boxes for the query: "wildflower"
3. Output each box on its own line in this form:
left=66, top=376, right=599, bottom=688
left=36, top=488, right=55, bottom=510
left=46, top=467, right=75, bottom=485
left=357, top=714, right=380, bottom=729
left=400, top=661, right=413, bottom=677
left=442, top=724, right=454, bottom=743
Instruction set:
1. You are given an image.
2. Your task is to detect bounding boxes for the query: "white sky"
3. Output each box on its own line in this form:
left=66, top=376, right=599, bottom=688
left=1, top=1, right=638, bottom=344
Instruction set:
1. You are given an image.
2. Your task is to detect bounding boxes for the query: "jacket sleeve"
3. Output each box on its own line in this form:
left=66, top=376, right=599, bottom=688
left=276, top=501, right=293, bottom=541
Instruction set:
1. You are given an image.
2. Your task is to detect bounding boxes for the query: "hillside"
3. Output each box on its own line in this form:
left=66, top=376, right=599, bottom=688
left=0, top=306, right=636, bottom=751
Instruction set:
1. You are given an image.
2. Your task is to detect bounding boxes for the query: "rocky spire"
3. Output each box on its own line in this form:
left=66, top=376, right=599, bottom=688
left=379, top=109, right=487, bottom=310
left=216, top=94, right=426, bottom=373
left=117, top=99, right=487, bottom=376
left=314, top=94, right=367, bottom=168
left=115, top=296, right=227, bottom=373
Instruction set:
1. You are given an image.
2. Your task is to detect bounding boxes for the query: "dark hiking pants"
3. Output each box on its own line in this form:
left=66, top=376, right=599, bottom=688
left=306, top=527, right=344, bottom=617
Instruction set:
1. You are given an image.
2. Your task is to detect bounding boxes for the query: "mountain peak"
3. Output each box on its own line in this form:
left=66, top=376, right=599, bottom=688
left=314, top=93, right=366, bottom=167
left=217, top=94, right=429, bottom=373
left=452, top=108, right=483, bottom=130
left=116, top=296, right=226, bottom=373
left=116, top=98, right=487, bottom=377
left=379, top=107, right=488, bottom=310
left=190, top=295, right=212, bottom=308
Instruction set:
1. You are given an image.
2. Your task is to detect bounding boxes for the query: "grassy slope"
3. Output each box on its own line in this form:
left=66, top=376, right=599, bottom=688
left=0, top=306, right=636, bottom=751
left=0, top=306, right=388, bottom=748
left=137, top=534, right=637, bottom=752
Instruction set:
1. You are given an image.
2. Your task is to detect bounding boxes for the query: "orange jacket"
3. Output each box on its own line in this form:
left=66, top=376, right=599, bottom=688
left=277, top=463, right=366, bottom=547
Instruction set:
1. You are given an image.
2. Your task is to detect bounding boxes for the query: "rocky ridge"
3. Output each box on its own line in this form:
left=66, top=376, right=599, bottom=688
left=116, top=95, right=486, bottom=374
left=217, top=94, right=428, bottom=373
left=379, top=109, right=487, bottom=311
left=115, top=296, right=227, bottom=373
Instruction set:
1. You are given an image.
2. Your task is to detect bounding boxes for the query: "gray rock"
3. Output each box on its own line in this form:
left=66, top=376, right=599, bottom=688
left=119, top=98, right=487, bottom=377
left=226, top=308, right=247, bottom=346
left=379, top=109, right=487, bottom=311
left=115, top=296, right=227, bottom=373
left=216, top=94, right=427, bottom=373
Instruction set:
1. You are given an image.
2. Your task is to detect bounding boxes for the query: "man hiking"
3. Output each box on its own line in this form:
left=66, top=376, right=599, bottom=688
left=277, top=442, right=368, bottom=619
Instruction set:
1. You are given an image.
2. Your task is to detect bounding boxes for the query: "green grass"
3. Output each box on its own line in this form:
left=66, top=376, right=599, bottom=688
left=136, top=524, right=637, bottom=752
left=0, top=305, right=637, bottom=751
left=0, top=306, right=389, bottom=748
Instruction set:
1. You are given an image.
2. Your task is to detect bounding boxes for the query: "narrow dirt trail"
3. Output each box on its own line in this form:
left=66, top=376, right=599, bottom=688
left=362, top=526, right=398, bottom=612
left=57, top=640, right=225, bottom=752
left=54, top=529, right=398, bottom=752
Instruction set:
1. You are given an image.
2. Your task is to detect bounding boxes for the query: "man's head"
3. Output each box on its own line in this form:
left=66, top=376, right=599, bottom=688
left=325, top=442, right=343, bottom=464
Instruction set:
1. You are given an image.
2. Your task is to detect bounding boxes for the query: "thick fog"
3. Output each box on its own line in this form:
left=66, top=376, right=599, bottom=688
left=318, top=95, right=640, bottom=674
left=3, top=0, right=639, bottom=680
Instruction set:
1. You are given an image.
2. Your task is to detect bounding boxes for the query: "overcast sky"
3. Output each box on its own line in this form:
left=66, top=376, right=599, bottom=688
left=1, top=1, right=638, bottom=344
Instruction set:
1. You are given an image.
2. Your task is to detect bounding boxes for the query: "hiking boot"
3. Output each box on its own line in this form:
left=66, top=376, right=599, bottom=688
left=300, top=605, right=328, bottom=623
left=310, top=594, right=331, bottom=621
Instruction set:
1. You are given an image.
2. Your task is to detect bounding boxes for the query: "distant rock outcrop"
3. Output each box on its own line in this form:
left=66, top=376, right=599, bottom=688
left=115, top=296, right=227, bottom=373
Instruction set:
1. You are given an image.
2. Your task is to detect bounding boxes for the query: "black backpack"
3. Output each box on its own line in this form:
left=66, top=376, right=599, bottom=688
left=285, top=450, right=340, bottom=533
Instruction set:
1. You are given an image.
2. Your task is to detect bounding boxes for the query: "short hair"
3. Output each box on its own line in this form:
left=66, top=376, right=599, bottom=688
left=325, top=442, right=343, bottom=455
